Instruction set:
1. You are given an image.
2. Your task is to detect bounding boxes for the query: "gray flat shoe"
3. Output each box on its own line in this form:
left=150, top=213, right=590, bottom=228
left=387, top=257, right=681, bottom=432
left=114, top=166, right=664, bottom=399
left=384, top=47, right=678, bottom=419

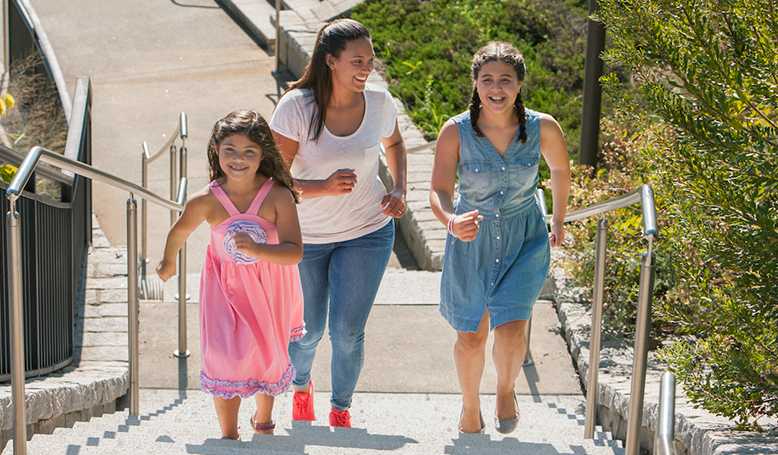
left=495, top=394, right=520, bottom=434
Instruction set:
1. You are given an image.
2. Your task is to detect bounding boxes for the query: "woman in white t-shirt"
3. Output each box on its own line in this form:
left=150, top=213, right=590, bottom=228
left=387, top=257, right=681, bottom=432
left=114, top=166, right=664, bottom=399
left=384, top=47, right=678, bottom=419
left=269, top=18, right=407, bottom=428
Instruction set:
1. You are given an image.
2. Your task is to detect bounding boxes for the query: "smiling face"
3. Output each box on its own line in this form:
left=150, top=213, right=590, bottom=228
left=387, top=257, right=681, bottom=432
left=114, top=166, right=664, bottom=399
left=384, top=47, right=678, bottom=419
left=475, top=61, right=522, bottom=116
left=217, top=134, right=262, bottom=182
left=327, top=37, right=375, bottom=93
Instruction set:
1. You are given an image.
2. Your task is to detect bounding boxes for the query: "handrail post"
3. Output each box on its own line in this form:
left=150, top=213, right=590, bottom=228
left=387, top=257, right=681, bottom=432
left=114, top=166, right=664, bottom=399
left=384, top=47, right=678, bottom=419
left=7, top=200, right=28, bottom=455
left=127, top=196, right=140, bottom=416
left=169, top=144, right=178, bottom=227
left=173, top=143, right=190, bottom=358
left=275, top=0, right=281, bottom=73
left=140, top=142, right=149, bottom=288
left=584, top=217, right=608, bottom=438
left=625, top=248, right=655, bottom=455
left=655, top=372, right=676, bottom=455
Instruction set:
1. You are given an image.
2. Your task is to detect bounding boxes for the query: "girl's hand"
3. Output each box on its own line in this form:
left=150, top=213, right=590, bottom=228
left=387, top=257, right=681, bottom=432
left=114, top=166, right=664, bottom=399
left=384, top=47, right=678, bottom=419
left=324, top=169, right=357, bottom=195
left=381, top=188, right=406, bottom=218
left=156, top=259, right=175, bottom=282
left=450, top=210, right=482, bottom=242
left=550, top=219, right=565, bottom=247
left=233, top=232, right=261, bottom=258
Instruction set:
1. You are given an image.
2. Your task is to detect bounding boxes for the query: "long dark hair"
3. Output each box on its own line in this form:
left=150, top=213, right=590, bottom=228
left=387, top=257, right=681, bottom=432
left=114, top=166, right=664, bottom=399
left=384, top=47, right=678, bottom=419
left=207, top=110, right=299, bottom=202
left=286, top=18, right=371, bottom=142
left=469, top=41, right=527, bottom=143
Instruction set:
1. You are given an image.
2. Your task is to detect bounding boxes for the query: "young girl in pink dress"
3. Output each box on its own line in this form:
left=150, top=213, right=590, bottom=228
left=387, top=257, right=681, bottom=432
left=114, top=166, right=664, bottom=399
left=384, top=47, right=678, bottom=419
left=157, top=110, right=305, bottom=440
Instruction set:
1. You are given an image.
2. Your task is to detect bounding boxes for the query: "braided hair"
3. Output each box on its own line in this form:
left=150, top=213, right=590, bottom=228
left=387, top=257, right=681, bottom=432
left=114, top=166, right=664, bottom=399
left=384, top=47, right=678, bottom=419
left=469, top=41, right=527, bottom=143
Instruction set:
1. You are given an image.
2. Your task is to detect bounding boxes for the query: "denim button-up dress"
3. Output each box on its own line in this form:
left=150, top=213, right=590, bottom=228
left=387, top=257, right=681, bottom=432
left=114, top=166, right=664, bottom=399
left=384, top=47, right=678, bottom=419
left=440, top=110, right=550, bottom=332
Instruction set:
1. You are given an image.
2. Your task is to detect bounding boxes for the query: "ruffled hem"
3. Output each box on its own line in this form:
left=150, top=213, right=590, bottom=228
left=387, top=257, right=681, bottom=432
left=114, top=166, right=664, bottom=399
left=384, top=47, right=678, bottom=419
left=200, top=364, right=295, bottom=399
left=290, top=324, right=306, bottom=342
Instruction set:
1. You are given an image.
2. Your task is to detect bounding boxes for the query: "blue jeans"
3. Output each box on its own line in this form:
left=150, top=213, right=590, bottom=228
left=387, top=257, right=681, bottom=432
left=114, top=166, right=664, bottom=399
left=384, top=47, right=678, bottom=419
left=289, top=221, right=394, bottom=410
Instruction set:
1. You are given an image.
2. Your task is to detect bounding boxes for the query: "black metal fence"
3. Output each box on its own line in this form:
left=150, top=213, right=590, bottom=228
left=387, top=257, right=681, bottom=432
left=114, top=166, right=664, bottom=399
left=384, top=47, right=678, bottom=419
left=0, top=0, right=93, bottom=381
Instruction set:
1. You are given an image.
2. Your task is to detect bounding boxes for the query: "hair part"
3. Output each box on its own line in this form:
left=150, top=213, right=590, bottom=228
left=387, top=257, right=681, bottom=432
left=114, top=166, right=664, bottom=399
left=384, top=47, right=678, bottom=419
left=468, top=41, right=527, bottom=143
left=207, top=110, right=299, bottom=202
left=286, top=18, right=371, bottom=142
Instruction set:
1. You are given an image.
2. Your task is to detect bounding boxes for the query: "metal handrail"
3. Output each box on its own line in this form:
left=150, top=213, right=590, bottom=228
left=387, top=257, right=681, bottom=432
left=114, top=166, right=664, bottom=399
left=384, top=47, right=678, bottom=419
left=7, top=146, right=183, bottom=210
left=655, top=372, right=677, bottom=455
left=1, top=144, right=73, bottom=186
left=5, top=145, right=188, bottom=455
left=540, top=183, right=657, bottom=455
left=139, top=112, right=190, bottom=359
left=141, top=111, right=188, bottom=267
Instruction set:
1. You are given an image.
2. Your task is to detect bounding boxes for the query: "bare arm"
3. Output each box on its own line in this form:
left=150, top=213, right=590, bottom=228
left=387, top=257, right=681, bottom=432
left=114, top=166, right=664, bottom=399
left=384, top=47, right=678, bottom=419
left=156, top=191, right=209, bottom=281
left=539, top=115, right=571, bottom=247
left=429, top=121, right=480, bottom=241
left=233, top=186, right=303, bottom=265
left=272, top=131, right=356, bottom=199
left=380, top=121, right=408, bottom=217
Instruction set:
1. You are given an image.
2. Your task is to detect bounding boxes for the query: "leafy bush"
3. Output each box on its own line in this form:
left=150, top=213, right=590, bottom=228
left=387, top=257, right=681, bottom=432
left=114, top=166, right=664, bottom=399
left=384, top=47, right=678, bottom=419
left=563, top=113, right=678, bottom=343
left=598, top=0, right=778, bottom=429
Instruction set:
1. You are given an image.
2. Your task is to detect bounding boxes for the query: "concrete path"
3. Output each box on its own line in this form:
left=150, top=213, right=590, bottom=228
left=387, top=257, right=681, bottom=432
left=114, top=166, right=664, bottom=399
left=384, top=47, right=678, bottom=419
left=30, top=0, right=281, bottom=273
left=10, top=389, right=623, bottom=454
left=137, top=297, right=582, bottom=396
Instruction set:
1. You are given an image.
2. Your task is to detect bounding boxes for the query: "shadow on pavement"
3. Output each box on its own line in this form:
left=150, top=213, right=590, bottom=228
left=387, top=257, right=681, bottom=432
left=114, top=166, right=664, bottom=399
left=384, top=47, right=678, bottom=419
left=185, top=420, right=418, bottom=454
left=445, top=433, right=590, bottom=455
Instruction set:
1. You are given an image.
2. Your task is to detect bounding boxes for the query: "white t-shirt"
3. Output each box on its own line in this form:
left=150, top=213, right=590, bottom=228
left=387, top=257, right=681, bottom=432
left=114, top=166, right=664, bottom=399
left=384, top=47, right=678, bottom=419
left=269, top=85, right=398, bottom=244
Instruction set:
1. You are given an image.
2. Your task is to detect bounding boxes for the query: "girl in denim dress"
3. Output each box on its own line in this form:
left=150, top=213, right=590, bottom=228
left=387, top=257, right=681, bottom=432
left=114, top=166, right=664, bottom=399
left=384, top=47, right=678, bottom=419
left=430, top=41, right=571, bottom=434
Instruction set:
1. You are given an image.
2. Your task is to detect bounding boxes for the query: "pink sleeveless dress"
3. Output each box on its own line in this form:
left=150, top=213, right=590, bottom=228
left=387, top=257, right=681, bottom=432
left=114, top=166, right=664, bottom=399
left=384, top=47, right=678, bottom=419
left=199, top=177, right=305, bottom=398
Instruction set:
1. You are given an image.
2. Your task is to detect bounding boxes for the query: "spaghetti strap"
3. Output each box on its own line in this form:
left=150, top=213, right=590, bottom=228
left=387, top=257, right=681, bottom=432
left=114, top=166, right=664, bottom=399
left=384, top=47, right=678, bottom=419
left=209, top=181, right=241, bottom=216
left=247, top=178, right=274, bottom=215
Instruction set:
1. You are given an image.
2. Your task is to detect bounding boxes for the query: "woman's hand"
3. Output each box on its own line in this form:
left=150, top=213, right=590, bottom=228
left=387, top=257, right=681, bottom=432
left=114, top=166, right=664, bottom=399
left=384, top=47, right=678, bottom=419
left=233, top=232, right=261, bottom=259
left=381, top=188, right=406, bottom=218
left=156, top=259, right=176, bottom=282
left=550, top=219, right=565, bottom=247
left=450, top=210, right=482, bottom=242
left=324, top=169, right=357, bottom=195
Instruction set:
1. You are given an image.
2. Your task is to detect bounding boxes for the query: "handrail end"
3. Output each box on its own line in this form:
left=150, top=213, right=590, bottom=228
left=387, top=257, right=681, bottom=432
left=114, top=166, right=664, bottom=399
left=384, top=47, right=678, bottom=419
left=6, top=146, right=46, bottom=198
left=640, top=184, right=659, bottom=239
left=179, top=112, right=188, bottom=140
left=176, top=177, right=188, bottom=207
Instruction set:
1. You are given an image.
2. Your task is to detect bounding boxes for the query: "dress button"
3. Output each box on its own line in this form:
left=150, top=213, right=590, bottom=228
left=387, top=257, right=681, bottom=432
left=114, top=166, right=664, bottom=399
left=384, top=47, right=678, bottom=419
left=501, top=166, right=506, bottom=171
left=496, top=258, right=500, bottom=263
left=475, top=168, right=479, bottom=173
left=495, top=213, right=500, bottom=218
left=496, top=236, right=501, bottom=240
left=499, top=190, right=504, bottom=195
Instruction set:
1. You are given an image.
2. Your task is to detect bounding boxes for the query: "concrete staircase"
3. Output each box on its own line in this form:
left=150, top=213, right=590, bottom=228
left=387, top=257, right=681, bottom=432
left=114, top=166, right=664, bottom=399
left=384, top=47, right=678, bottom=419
left=5, top=389, right=624, bottom=454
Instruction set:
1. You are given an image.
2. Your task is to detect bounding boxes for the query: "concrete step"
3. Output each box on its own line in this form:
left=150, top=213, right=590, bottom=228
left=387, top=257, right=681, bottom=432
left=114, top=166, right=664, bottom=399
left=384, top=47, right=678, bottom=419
left=7, top=390, right=624, bottom=454
left=217, top=0, right=280, bottom=49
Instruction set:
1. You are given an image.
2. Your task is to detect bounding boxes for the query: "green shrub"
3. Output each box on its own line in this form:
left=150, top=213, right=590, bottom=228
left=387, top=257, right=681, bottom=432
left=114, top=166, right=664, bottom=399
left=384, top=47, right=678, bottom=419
left=598, top=0, right=778, bottom=429
left=563, top=113, right=679, bottom=342
left=352, top=0, right=588, bottom=163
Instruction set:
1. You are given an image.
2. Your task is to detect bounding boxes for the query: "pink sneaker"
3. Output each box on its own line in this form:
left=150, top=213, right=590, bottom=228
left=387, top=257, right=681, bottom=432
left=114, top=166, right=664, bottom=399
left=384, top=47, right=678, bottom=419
left=329, top=407, right=351, bottom=428
left=292, top=382, right=315, bottom=421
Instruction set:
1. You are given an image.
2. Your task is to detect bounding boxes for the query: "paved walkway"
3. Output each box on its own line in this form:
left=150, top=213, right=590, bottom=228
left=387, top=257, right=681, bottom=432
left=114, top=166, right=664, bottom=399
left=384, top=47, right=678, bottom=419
left=31, top=0, right=283, bottom=273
